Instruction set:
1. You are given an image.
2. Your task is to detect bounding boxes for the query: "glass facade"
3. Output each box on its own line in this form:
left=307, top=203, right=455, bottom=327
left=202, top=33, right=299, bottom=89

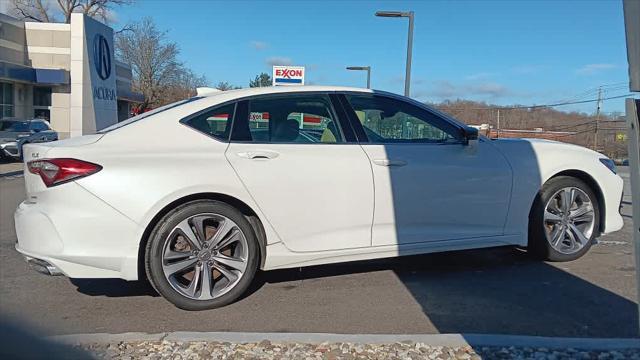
left=0, top=82, right=14, bottom=119
left=33, top=86, right=52, bottom=121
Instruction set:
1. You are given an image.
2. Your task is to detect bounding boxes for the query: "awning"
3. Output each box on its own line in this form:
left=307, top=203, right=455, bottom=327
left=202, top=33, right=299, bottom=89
left=0, top=61, right=68, bottom=85
left=116, top=88, right=144, bottom=103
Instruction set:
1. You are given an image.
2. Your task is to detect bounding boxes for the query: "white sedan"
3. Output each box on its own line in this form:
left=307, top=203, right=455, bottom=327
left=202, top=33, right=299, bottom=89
left=15, top=86, right=624, bottom=310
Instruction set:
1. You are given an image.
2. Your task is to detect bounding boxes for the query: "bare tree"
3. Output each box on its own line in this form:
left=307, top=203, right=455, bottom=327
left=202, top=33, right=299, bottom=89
left=160, top=69, right=208, bottom=105
left=115, top=18, right=208, bottom=109
left=10, top=0, right=132, bottom=24
left=215, top=81, right=241, bottom=91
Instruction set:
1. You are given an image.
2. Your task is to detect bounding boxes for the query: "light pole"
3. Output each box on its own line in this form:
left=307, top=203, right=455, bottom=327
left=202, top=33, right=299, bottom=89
left=346, top=66, right=371, bottom=88
left=375, top=10, right=414, bottom=97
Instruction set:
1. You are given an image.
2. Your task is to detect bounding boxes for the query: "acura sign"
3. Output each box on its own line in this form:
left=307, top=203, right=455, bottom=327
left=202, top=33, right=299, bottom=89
left=91, top=32, right=116, bottom=102
left=93, top=34, right=112, bottom=80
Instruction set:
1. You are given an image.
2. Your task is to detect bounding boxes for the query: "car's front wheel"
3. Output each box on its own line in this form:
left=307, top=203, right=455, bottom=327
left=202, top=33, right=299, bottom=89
left=529, top=176, right=600, bottom=261
left=145, top=200, right=258, bottom=310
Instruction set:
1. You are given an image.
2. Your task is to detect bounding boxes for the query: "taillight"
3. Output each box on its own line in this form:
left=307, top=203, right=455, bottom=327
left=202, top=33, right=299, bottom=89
left=27, top=158, right=102, bottom=187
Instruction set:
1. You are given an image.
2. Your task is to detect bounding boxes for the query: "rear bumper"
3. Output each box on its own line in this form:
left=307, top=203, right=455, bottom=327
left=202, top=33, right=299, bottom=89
left=20, top=253, right=63, bottom=276
left=14, top=182, right=142, bottom=280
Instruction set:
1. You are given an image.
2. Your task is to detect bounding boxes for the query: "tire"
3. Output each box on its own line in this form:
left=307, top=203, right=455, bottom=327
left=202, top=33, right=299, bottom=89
left=145, top=200, right=259, bottom=310
left=528, top=176, right=600, bottom=262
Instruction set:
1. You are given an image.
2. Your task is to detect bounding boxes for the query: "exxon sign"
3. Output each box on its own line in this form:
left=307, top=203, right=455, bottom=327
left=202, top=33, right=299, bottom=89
left=272, top=66, right=305, bottom=86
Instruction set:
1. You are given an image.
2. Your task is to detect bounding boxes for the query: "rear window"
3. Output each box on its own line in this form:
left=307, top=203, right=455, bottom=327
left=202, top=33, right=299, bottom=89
left=182, top=103, right=236, bottom=140
left=99, top=97, right=204, bottom=133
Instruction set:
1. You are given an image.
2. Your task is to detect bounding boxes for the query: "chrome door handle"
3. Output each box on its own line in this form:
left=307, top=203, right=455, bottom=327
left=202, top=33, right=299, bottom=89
left=372, top=159, right=407, bottom=167
left=237, top=151, right=280, bottom=160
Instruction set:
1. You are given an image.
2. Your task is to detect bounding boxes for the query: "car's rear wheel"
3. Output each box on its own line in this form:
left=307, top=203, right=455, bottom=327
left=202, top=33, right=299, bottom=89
left=529, top=176, right=599, bottom=261
left=145, top=200, right=258, bottom=310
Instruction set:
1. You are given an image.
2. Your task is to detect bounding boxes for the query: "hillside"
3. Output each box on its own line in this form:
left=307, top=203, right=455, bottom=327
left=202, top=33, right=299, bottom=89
left=431, top=99, right=628, bottom=159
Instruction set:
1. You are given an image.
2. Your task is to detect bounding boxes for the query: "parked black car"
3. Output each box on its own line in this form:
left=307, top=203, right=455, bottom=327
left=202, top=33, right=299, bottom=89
left=0, top=119, right=58, bottom=160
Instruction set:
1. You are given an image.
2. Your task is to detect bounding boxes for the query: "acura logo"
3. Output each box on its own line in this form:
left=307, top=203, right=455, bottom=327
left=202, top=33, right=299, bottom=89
left=93, top=34, right=111, bottom=80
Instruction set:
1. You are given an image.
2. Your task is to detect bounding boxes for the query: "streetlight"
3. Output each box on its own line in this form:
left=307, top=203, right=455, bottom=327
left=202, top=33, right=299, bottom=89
left=346, top=66, right=371, bottom=88
left=375, top=10, right=414, bottom=97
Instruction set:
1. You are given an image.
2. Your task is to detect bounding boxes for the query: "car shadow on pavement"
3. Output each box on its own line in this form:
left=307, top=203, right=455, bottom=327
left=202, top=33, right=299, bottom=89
left=70, top=278, right=159, bottom=297
left=395, top=248, right=638, bottom=338
left=251, top=247, right=638, bottom=338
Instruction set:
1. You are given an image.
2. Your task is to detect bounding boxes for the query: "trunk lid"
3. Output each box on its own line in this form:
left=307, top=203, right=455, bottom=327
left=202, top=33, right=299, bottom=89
left=22, top=134, right=105, bottom=195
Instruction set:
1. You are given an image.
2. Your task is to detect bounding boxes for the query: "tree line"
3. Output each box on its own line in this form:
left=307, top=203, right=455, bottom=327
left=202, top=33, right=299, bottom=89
left=433, top=99, right=628, bottom=159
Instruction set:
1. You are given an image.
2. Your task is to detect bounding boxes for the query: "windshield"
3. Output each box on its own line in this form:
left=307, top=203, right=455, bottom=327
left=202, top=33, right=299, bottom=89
left=99, top=97, right=204, bottom=133
left=0, top=120, right=29, bottom=132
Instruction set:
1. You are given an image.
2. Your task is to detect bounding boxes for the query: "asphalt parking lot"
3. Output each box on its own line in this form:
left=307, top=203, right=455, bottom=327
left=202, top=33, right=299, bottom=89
left=0, top=168, right=636, bottom=338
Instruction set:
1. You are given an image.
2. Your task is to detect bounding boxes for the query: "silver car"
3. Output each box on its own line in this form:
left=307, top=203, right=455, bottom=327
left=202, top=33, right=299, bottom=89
left=0, top=119, right=58, bottom=160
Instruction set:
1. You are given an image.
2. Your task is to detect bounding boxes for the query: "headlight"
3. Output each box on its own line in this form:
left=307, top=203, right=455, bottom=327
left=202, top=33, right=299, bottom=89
left=599, top=158, right=617, bottom=174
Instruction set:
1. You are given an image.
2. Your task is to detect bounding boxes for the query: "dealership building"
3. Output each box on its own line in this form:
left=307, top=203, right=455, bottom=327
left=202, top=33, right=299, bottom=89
left=0, top=13, right=142, bottom=139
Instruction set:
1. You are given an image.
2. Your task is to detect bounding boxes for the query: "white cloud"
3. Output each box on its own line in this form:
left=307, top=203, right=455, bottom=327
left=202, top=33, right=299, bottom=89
left=465, top=72, right=495, bottom=81
left=250, top=41, right=268, bottom=50
left=511, top=64, right=545, bottom=74
left=305, top=63, right=319, bottom=71
left=426, top=80, right=512, bottom=99
left=467, top=82, right=510, bottom=97
left=576, top=63, right=616, bottom=75
left=265, top=56, right=293, bottom=66
left=104, top=8, right=119, bottom=24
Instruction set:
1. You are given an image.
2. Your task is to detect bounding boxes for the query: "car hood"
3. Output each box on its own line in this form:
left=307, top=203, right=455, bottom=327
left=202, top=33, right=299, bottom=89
left=490, top=137, right=607, bottom=171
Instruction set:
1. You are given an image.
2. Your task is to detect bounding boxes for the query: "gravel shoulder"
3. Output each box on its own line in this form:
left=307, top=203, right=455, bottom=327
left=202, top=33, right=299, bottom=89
left=74, top=340, right=640, bottom=360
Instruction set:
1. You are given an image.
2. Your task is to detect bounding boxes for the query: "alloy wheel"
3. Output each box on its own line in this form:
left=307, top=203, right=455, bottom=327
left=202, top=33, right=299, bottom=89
left=543, top=187, right=595, bottom=255
left=161, top=213, right=248, bottom=300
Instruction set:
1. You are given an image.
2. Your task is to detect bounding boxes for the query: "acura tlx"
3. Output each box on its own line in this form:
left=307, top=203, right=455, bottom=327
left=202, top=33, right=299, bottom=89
left=15, top=86, right=624, bottom=310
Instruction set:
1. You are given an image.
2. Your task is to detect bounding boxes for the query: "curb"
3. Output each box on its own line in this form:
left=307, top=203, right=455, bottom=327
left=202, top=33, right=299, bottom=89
left=49, top=332, right=640, bottom=350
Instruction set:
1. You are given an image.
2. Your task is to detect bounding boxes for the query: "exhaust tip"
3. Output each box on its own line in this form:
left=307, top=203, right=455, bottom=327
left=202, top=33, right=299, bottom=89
left=26, top=257, right=63, bottom=276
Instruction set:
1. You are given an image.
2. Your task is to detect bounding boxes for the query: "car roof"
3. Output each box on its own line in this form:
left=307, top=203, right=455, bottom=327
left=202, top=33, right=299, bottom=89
left=0, top=119, right=46, bottom=122
left=187, top=85, right=378, bottom=112
left=199, top=85, right=374, bottom=99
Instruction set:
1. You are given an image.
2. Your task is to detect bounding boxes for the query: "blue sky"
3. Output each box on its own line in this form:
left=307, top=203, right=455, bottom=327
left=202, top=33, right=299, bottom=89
left=112, top=0, right=636, bottom=114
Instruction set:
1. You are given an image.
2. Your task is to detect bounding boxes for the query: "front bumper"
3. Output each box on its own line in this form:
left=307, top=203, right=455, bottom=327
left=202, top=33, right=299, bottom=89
left=601, top=173, right=625, bottom=234
left=0, top=142, right=20, bottom=158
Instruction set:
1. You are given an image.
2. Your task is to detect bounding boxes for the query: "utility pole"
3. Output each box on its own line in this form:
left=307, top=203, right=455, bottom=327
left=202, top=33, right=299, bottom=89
left=594, top=86, right=603, bottom=151
left=496, top=109, right=501, bottom=138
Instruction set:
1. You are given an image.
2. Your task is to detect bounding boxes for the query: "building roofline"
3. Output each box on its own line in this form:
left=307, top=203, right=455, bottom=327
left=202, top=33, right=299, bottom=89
left=24, top=21, right=70, bottom=31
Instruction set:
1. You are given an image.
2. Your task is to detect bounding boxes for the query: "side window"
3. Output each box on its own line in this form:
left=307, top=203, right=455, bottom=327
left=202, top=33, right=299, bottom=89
left=183, top=103, right=235, bottom=140
left=237, top=94, right=344, bottom=143
left=346, top=95, right=461, bottom=143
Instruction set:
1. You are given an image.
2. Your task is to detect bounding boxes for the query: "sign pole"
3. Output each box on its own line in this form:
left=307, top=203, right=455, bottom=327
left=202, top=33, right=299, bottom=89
left=623, top=0, right=640, bottom=335
left=626, top=99, right=640, bottom=335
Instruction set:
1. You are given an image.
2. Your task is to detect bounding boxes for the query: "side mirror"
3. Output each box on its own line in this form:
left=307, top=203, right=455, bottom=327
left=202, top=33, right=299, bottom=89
left=462, top=126, right=479, bottom=154
left=462, top=126, right=478, bottom=144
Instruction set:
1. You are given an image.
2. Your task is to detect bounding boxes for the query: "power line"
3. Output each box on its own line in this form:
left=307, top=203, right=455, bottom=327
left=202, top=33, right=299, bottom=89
left=441, top=94, right=636, bottom=110
left=549, top=126, right=597, bottom=138
left=546, top=120, right=597, bottom=132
